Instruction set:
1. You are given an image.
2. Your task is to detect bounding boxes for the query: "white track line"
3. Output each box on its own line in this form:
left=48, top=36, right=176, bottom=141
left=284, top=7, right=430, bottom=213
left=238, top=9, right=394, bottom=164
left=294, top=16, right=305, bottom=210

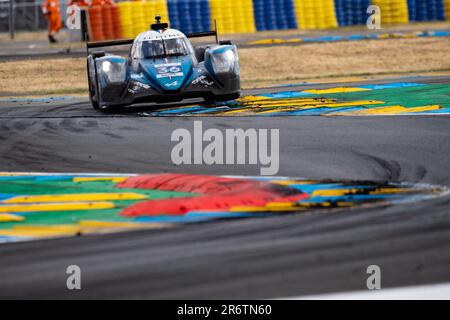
left=281, top=282, right=450, bottom=300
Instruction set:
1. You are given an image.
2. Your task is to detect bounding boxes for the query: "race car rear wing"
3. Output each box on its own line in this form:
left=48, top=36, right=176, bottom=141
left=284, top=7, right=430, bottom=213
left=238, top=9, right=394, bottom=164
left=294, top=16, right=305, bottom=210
left=86, top=27, right=219, bottom=54
left=187, top=30, right=218, bottom=44
left=86, top=38, right=134, bottom=50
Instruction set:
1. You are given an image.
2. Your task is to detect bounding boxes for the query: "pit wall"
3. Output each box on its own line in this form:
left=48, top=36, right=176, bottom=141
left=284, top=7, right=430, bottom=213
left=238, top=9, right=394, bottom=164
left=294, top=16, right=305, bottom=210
left=86, top=0, right=450, bottom=40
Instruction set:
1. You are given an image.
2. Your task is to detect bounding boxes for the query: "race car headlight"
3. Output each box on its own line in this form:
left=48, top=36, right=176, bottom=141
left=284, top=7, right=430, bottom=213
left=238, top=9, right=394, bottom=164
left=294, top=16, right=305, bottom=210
left=102, top=61, right=111, bottom=73
left=101, top=60, right=127, bottom=84
left=211, top=49, right=238, bottom=74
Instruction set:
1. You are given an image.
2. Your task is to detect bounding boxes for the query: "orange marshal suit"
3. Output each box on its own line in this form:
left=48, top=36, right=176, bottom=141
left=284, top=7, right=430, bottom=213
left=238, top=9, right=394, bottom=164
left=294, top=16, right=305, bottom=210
left=41, top=0, right=62, bottom=36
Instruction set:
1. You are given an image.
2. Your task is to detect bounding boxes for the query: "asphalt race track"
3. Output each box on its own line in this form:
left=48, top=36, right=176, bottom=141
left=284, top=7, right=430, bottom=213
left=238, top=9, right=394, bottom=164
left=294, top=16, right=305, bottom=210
left=0, top=77, right=449, bottom=299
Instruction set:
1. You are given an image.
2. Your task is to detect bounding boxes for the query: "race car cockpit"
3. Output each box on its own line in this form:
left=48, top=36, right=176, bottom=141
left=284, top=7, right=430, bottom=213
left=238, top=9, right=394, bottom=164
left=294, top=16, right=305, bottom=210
left=140, top=37, right=194, bottom=59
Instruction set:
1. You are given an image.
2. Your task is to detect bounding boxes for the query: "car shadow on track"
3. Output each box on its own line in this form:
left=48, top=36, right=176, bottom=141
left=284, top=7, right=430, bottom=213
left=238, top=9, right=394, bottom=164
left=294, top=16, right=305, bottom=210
left=102, top=98, right=210, bottom=115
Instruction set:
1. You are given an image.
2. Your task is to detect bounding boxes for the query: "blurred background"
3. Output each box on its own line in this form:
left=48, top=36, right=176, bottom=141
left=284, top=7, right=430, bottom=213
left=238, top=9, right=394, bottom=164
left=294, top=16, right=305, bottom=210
left=1, top=0, right=449, bottom=41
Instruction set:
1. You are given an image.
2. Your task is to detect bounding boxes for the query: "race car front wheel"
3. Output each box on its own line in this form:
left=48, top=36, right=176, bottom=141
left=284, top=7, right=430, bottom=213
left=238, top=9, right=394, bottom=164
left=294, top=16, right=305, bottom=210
left=88, top=84, right=100, bottom=110
left=87, top=62, right=100, bottom=110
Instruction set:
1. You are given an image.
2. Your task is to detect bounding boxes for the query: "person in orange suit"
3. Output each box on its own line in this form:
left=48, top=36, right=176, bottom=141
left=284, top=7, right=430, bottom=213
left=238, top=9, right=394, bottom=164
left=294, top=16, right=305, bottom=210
left=68, top=0, right=89, bottom=7
left=41, top=0, right=62, bottom=43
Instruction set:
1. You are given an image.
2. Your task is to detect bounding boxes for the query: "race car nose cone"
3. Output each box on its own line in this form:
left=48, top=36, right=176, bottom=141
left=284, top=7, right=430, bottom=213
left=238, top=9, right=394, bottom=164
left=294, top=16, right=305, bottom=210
left=140, top=58, right=192, bottom=92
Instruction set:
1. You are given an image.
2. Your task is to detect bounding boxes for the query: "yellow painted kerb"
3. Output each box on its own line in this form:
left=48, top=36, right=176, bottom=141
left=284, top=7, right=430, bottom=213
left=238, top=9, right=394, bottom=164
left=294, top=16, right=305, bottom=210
left=3, top=193, right=147, bottom=204
left=0, top=202, right=115, bottom=213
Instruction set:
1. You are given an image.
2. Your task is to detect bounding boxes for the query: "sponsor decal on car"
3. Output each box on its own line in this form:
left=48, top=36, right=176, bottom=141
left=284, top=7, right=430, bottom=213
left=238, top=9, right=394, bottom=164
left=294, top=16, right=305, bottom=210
left=155, top=62, right=183, bottom=79
left=192, top=75, right=214, bottom=87
left=166, top=81, right=179, bottom=87
left=157, top=73, right=184, bottom=79
left=154, top=62, right=182, bottom=68
left=128, top=81, right=151, bottom=94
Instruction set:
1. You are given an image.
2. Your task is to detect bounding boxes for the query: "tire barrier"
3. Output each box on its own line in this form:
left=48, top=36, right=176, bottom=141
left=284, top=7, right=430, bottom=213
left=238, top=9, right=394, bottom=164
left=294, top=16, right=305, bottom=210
left=141, top=0, right=171, bottom=28
left=168, top=0, right=211, bottom=34
left=111, top=4, right=123, bottom=39
left=117, top=1, right=133, bottom=38
left=408, top=0, right=446, bottom=21
left=209, top=0, right=256, bottom=33
left=122, top=0, right=170, bottom=37
left=293, top=0, right=338, bottom=29
left=155, top=0, right=171, bottom=23
left=335, top=0, right=371, bottom=26
left=88, top=5, right=105, bottom=41
left=371, top=0, right=409, bottom=24
left=87, top=0, right=122, bottom=41
left=253, top=0, right=297, bottom=31
left=130, top=1, right=149, bottom=38
left=80, top=0, right=450, bottom=41
left=143, top=0, right=156, bottom=29
left=101, top=4, right=115, bottom=40
left=131, top=1, right=147, bottom=37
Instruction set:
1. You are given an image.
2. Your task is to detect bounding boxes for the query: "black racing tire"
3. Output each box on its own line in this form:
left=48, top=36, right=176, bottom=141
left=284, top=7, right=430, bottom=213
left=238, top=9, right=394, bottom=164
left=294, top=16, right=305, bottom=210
left=89, top=88, right=100, bottom=110
left=87, top=61, right=100, bottom=110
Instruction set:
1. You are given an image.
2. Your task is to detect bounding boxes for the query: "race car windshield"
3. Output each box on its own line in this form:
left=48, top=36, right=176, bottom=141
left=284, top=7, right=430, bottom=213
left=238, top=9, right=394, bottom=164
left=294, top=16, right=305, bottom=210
left=141, top=38, right=190, bottom=59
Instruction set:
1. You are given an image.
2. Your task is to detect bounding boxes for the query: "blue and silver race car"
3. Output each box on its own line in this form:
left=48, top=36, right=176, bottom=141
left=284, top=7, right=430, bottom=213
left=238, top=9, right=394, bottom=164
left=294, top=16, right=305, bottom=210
left=86, top=16, right=240, bottom=111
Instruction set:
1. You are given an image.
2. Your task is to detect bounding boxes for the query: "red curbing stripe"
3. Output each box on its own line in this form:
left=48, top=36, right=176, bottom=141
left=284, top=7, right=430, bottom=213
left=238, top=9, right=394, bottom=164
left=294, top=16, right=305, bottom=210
left=117, top=173, right=272, bottom=194
left=121, top=191, right=282, bottom=217
left=117, top=174, right=309, bottom=217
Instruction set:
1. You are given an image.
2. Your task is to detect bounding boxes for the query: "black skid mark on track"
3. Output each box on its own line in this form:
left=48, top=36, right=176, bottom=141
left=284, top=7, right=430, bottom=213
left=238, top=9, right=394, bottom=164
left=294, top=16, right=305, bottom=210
left=102, top=132, right=124, bottom=139
left=59, top=118, right=102, bottom=133
left=12, top=120, right=38, bottom=132
left=78, top=119, right=100, bottom=129
left=42, top=120, right=60, bottom=133
left=352, top=151, right=402, bottom=182
left=413, top=164, right=427, bottom=182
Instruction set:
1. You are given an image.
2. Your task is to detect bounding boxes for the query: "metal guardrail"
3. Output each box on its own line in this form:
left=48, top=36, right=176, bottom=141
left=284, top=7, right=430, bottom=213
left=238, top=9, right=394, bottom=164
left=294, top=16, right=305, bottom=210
left=0, top=0, right=17, bottom=39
